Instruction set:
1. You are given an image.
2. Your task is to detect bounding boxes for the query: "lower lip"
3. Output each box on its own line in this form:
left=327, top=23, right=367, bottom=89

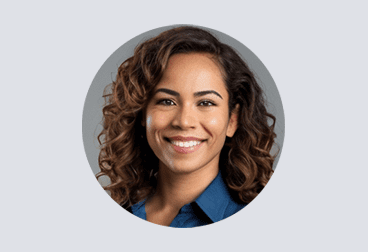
left=170, top=141, right=205, bottom=154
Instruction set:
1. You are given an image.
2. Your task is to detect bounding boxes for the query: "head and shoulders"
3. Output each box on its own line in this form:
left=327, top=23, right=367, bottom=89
left=97, top=26, right=277, bottom=227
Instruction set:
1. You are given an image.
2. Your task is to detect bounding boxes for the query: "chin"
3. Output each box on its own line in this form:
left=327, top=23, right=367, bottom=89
left=161, top=160, right=205, bottom=174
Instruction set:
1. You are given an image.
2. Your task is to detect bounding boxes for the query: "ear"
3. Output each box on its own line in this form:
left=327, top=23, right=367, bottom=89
left=226, top=104, right=239, bottom=138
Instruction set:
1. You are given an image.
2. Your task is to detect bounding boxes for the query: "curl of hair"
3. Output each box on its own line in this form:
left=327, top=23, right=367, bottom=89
left=97, top=26, right=277, bottom=207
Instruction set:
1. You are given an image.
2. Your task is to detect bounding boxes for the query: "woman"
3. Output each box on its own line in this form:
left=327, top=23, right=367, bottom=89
left=97, top=26, right=277, bottom=227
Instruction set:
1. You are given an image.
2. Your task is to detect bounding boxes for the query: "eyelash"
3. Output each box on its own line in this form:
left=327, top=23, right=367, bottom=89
left=198, top=100, right=216, bottom=106
left=157, top=99, right=216, bottom=107
left=157, top=99, right=176, bottom=106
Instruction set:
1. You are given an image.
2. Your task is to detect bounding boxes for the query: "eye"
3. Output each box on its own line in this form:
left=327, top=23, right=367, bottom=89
left=157, top=99, right=176, bottom=106
left=198, top=100, right=216, bottom=106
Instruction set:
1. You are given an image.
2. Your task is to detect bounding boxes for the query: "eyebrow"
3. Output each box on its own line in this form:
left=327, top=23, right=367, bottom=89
left=155, top=88, right=223, bottom=99
left=155, top=88, right=180, bottom=97
left=194, top=90, right=223, bottom=99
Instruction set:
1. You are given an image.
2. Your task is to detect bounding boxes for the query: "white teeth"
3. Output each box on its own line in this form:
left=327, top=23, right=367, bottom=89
left=171, top=140, right=202, bottom=147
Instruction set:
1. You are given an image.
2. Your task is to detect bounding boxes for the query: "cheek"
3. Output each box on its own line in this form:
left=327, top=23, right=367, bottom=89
left=204, top=113, right=229, bottom=136
left=146, top=112, right=171, bottom=134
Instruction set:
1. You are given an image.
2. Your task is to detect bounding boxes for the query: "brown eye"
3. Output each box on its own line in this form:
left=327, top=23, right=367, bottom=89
left=199, top=100, right=216, bottom=106
left=158, top=99, right=175, bottom=106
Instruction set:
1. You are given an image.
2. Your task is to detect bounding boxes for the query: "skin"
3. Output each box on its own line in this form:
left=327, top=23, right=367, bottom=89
left=143, top=53, right=239, bottom=226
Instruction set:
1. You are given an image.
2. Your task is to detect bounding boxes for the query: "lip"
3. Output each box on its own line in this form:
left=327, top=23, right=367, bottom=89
left=168, top=136, right=205, bottom=141
left=169, top=141, right=205, bottom=154
left=165, top=136, right=206, bottom=154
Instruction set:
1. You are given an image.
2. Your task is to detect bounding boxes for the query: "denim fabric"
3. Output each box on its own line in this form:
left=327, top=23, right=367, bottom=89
left=130, top=171, right=246, bottom=228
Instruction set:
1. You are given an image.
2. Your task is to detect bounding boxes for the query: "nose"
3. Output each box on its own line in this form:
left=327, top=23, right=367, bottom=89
left=171, top=103, right=196, bottom=129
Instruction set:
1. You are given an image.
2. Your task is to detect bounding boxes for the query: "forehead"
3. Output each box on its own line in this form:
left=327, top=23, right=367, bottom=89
left=166, top=53, right=222, bottom=73
left=156, top=53, right=227, bottom=96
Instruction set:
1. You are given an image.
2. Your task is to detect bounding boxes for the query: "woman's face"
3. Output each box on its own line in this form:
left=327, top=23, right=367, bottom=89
left=145, top=53, right=238, bottom=175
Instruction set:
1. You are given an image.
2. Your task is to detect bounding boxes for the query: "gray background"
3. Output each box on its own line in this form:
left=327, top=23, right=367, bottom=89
left=83, top=24, right=285, bottom=176
left=1, top=1, right=367, bottom=251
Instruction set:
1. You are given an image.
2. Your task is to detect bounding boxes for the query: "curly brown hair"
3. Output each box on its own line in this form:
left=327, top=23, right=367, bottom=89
left=97, top=26, right=277, bottom=208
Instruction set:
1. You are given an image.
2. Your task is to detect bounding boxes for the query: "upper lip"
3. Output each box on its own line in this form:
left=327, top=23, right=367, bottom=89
left=167, top=136, right=205, bottom=141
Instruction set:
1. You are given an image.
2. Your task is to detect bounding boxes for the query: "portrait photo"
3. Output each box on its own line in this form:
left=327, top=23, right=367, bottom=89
left=82, top=25, right=285, bottom=228
left=3, top=0, right=367, bottom=250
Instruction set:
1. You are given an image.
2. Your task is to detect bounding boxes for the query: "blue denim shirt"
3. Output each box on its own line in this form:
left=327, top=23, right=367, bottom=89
left=130, top=171, right=247, bottom=228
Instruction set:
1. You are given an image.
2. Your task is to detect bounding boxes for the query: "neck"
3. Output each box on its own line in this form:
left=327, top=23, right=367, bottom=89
left=154, top=163, right=219, bottom=211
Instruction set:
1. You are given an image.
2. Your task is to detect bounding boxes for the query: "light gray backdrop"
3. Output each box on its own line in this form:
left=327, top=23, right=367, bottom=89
left=3, top=2, right=367, bottom=251
left=82, top=24, right=285, bottom=176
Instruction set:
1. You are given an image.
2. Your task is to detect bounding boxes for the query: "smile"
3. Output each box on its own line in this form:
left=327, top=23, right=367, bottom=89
left=164, top=137, right=206, bottom=154
left=171, top=140, right=202, bottom=147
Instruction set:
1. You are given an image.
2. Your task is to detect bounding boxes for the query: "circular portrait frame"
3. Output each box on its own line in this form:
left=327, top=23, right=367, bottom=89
left=82, top=24, right=285, bottom=227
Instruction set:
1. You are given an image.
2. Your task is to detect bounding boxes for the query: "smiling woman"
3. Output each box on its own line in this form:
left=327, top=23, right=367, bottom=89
left=145, top=53, right=237, bottom=173
left=95, top=26, right=279, bottom=228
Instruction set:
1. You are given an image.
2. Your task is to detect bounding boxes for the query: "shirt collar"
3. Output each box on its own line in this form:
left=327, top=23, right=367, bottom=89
left=194, top=171, right=242, bottom=223
left=130, top=171, right=245, bottom=223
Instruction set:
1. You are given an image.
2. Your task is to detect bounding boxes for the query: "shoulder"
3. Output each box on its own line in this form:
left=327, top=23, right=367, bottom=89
left=223, top=197, right=247, bottom=219
left=195, top=171, right=247, bottom=222
left=129, top=200, right=147, bottom=220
